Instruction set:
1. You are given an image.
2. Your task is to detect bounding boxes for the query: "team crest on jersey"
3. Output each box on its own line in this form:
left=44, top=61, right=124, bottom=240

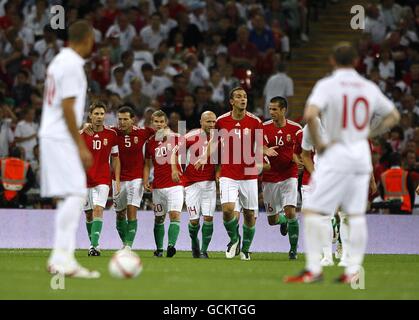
left=134, top=137, right=138, bottom=144
left=243, top=128, right=250, bottom=136
left=286, top=134, right=291, bottom=142
left=103, top=139, right=108, bottom=146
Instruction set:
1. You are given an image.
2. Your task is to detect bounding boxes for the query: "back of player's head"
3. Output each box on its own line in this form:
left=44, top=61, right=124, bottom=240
left=9, top=146, right=23, bottom=159
left=68, top=20, right=93, bottom=44
left=89, top=100, right=107, bottom=113
left=270, top=96, right=288, bottom=109
left=229, top=86, right=246, bottom=100
left=118, top=106, right=135, bottom=118
left=332, top=42, right=358, bottom=66
left=389, top=152, right=402, bottom=167
left=152, top=110, right=168, bottom=121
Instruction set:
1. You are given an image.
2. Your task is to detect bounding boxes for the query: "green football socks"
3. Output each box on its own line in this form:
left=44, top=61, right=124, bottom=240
left=168, top=221, right=180, bottom=247
left=116, top=217, right=127, bottom=245
left=223, top=216, right=239, bottom=243
left=201, top=221, right=213, bottom=252
left=188, top=223, right=200, bottom=249
left=90, top=218, right=103, bottom=247
left=242, top=224, right=256, bottom=253
left=154, top=222, right=165, bottom=251
left=125, top=219, right=138, bottom=247
left=288, top=217, right=299, bottom=252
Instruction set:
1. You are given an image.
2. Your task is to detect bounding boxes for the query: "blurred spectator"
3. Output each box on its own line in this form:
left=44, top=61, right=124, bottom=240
left=106, top=66, right=132, bottom=99
left=168, top=111, right=181, bottom=132
left=111, top=50, right=141, bottom=84
left=185, top=52, right=209, bottom=90
left=12, top=69, right=33, bottom=107
left=364, top=3, right=387, bottom=44
left=124, top=78, right=151, bottom=116
left=263, top=62, right=294, bottom=118
left=379, top=0, right=403, bottom=31
left=105, top=11, right=137, bottom=51
left=140, top=12, right=168, bottom=52
left=14, top=107, right=38, bottom=162
left=138, top=106, right=155, bottom=128
left=180, top=94, right=200, bottom=131
left=23, top=0, right=49, bottom=39
left=131, top=35, right=155, bottom=69
left=33, top=25, right=64, bottom=66
left=159, top=4, right=178, bottom=31
left=0, top=146, right=36, bottom=208
left=378, top=49, right=396, bottom=80
left=168, top=11, right=203, bottom=50
left=0, top=104, right=15, bottom=157
left=140, top=63, right=171, bottom=99
left=188, top=1, right=208, bottom=33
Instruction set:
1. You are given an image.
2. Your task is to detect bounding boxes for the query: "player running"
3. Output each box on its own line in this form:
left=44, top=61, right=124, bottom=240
left=262, top=96, right=302, bottom=260
left=144, top=110, right=184, bottom=258
left=81, top=101, right=120, bottom=256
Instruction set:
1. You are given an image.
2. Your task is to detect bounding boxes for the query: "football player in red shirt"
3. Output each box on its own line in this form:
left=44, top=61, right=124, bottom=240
left=262, top=96, right=302, bottom=260
left=81, top=101, right=120, bottom=256
left=143, top=110, right=184, bottom=258
left=212, top=87, right=277, bottom=260
left=171, top=111, right=217, bottom=258
left=112, top=106, right=155, bottom=250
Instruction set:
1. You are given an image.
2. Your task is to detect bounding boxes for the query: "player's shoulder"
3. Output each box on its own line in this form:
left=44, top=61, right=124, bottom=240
left=262, top=119, right=274, bottom=127
left=185, top=128, right=202, bottom=139
left=286, top=119, right=302, bottom=130
left=245, top=111, right=262, bottom=123
left=104, top=126, right=118, bottom=135
left=216, top=112, right=231, bottom=122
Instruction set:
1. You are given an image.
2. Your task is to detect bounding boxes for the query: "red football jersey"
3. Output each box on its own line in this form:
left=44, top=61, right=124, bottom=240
left=262, top=119, right=302, bottom=183
left=145, top=132, right=183, bottom=189
left=112, top=126, right=155, bottom=181
left=215, top=111, right=264, bottom=180
left=181, top=129, right=215, bottom=187
left=81, top=127, right=119, bottom=188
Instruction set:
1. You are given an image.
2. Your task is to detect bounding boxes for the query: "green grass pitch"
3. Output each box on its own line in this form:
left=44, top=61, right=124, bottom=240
left=0, top=249, right=418, bottom=300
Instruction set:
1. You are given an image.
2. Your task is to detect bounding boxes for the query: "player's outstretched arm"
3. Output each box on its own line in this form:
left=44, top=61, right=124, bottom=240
left=62, top=97, right=92, bottom=169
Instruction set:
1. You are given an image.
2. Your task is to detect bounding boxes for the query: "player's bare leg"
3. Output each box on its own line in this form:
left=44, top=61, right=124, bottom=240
left=200, top=216, right=214, bottom=258
left=89, top=205, right=104, bottom=256
left=223, top=203, right=240, bottom=258
left=167, top=211, right=181, bottom=257
left=240, top=209, right=256, bottom=261
left=153, top=214, right=165, bottom=257
left=125, top=205, right=138, bottom=249
left=284, top=205, right=299, bottom=260
left=116, top=209, right=128, bottom=247
left=284, top=210, right=328, bottom=283
left=189, top=217, right=200, bottom=258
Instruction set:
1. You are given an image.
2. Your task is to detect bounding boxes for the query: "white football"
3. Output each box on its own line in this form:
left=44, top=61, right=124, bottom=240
left=108, top=249, right=143, bottom=279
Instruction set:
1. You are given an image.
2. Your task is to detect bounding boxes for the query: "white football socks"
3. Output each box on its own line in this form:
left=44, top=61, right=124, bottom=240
left=49, top=195, right=84, bottom=267
left=304, top=214, right=330, bottom=275
left=321, top=215, right=333, bottom=261
left=345, top=215, right=367, bottom=275
left=338, top=211, right=349, bottom=263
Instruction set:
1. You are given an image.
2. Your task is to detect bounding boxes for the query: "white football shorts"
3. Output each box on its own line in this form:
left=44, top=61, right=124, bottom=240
left=303, top=164, right=370, bottom=216
left=83, top=184, right=110, bottom=210
left=219, top=177, right=258, bottom=210
left=113, top=179, right=144, bottom=211
left=40, top=138, right=87, bottom=198
left=262, top=178, right=298, bottom=216
left=152, top=185, right=184, bottom=216
left=185, top=180, right=216, bottom=220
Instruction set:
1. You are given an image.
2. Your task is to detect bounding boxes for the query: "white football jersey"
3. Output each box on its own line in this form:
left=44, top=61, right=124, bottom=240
left=306, top=68, right=395, bottom=173
left=39, top=48, right=87, bottom=141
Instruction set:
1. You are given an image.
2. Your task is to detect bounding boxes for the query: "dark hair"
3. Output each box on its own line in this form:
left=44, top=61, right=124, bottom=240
left=332, top=42, right=358, bottom=66
left=68, top=20, right=93, bottom=44
left=154, top=52, right=166, bottom=66
left=121, top=50, right=133, bottom=61
left=113, top=66, right=125, bottom=75
left=118, top=106, right=135, bottom=118
left=229, top=86, right=246, bottom=100
left=89, top=100, right=107, bottom=113
left=270, top=96, right=288, bottom=109
left=389, top=152, right=402, bottom=166
left=9, top=146, right=22, bottom=158
left=141, top=63, right=154, bottom=72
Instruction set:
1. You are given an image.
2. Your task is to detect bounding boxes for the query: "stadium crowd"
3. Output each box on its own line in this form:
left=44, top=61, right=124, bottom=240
left=0, top=0, right=418, bottom=212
